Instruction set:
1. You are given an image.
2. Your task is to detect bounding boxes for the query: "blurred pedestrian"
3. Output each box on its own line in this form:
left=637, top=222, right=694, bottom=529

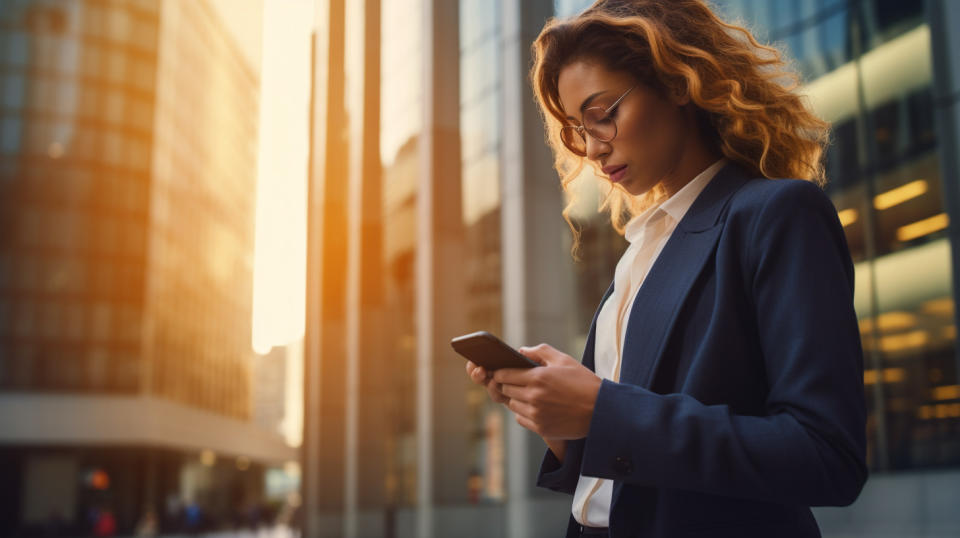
left=135, top=507, right=158, bottom=537
left=466, top=1, right=867, bottom=536
left=41, top=509, right=67, bottom=537
left=92, top=507, right=116, bottom=537
left=184, top=500, right=203, bottom=533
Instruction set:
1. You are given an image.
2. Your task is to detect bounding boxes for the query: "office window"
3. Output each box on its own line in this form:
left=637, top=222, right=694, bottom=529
left=0, top=298, right=10, bottom=336
left=96, top=215, right=119, bottom=255
left=115, top=260, right=142, bottom=299
left=105, top=6, right=131, bottom=42
left=80, top=40, right=103, bottom=78
left=63, top=211, right=86, bottom=253
left=78, top=83, right=101, bottom=119
left=2, top=72, right=26, bottom=110
left=15, top=252, right=37, bottom=292
left=10, top=344, right=37, bottom=388
left=0, top=252, right=11, bottom=291
left=102, top=130, right=123, bottom=166
left=112, top=352, right=139, bottom=392
left=42, top=208, right=65, bottom=251
left=63, top=302, right=84, bottom=341
left=0, top=115, right=22, bottom=154
left=554, top=0, right=591, bottom=18
left=784, top=6, right=850, bottom=81
left=39, top=300, right=62, bottom=340
left=14, top=300, right=35, bottom=339
left=57, top=350, right=85, bottom=390
left=72, top=125, right=95, bottom=160
left=105, top=48, right=127, bottom=84
left=51, top=79, right=77, bottom=117
left=90, top=302, right=112, bottom=341
left=4, top=31, right=28, bottom=67
left=131, top=97, right=152, bottom=131
left=104, top=89, right=125, bottom=125
left=460, top=0, right=498, bottom=50
left=132, top=16, right=156, bottom=51
left=83, top=3, right=106, bottom=38
left=863, top=0, right=924, bottom=47
left=86, top=347, right=108, bottom=389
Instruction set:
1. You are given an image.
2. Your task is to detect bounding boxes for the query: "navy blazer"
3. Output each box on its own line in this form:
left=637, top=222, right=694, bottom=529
left=537, top=163, right=868, bottom=538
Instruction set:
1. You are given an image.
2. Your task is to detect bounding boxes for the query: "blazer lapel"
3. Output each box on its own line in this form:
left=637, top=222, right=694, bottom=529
left=618, top=164, right=751, bottom=387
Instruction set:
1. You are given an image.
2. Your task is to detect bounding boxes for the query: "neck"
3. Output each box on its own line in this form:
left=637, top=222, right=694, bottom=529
left=658, top=124, right=722, bottom=198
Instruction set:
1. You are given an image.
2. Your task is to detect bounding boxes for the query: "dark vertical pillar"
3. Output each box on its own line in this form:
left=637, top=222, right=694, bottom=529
left=927, top=0, right=960, bottom=378
left=304, top=0, right=348, bottom=536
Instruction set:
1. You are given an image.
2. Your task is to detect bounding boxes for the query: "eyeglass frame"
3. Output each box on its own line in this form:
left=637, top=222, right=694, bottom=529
left=560, top=85, right=637, bottom=157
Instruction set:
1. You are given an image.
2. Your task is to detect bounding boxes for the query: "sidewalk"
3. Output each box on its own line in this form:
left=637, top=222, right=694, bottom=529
left=153, top=525, right=300, bottom=538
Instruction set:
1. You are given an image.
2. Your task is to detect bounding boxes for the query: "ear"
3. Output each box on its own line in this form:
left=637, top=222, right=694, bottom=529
left=669, top=81, right=690, bottom=106
left=670, top=87, right=690, bottom=106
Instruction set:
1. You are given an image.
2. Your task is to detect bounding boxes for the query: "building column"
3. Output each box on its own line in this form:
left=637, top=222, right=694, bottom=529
left=343, top=0, right=382, bottom=536
left=304, top=10, right=326, bottom=537
left=417, top=0, right=463, bottom=537
left=305, top=0, right=348, bottom=536
left=927, top=0, right=960, bottom=376
left=501, top=1, right=577, bottom=537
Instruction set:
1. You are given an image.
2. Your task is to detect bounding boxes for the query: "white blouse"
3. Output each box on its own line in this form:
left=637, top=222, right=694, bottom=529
left=571, top=159, right=726, bottom=527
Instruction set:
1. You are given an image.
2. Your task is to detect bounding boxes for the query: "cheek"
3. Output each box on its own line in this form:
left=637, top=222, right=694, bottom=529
left=620, top=104, right=686, bottom=163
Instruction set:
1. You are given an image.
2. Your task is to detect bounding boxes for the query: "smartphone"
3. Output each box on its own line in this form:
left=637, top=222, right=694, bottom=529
left=450, top=331, right=540, bottom=370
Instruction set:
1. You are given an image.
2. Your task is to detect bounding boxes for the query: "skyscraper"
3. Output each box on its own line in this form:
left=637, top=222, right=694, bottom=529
left=0, top=0, right=294, bottom=534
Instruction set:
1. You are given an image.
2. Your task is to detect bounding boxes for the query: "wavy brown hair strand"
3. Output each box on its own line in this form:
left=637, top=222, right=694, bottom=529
left=530, top=0, right=829, bottom=253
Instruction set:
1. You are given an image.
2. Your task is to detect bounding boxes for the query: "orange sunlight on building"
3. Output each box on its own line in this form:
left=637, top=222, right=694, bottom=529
left=251, top=1, right=314, bottom=355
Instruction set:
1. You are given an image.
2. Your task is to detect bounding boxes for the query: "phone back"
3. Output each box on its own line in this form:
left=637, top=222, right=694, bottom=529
left=450, top=331, right=538, bottom=370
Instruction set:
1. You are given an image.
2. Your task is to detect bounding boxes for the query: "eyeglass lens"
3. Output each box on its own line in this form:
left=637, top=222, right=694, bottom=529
left=561, top=107, right=617, bottom=155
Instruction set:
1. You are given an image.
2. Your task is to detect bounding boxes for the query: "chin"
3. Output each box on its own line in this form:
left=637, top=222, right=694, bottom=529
left=621, top=178, right=656, bottom=197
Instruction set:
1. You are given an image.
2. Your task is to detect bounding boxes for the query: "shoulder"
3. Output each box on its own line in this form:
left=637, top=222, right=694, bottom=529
left=717, top=175, right=849, bottom=264
left=728, top=177, right=833, bottom=217
left=724, top=177, right=840, bottom=235
left=720, top=176, right=853, bottom=283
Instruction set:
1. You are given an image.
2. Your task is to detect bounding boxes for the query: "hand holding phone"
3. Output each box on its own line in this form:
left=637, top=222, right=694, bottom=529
left=450, top=331, right=539, bottom=370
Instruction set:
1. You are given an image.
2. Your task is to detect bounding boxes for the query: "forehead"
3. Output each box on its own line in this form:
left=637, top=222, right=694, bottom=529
left=557, top=60, right=635, bottom=117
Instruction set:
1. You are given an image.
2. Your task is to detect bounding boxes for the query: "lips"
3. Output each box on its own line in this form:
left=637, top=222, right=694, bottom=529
left=602, top=164, right=628, bottom=183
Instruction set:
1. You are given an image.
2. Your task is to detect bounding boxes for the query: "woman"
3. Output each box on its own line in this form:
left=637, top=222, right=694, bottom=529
left=465, top=1, right=867, bottom=537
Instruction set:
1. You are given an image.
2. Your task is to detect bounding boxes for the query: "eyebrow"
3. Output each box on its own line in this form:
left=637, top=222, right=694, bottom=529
left=564, top=90, right=609, bottom=121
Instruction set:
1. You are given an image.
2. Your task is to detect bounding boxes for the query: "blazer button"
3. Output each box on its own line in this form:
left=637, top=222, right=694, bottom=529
left=613, top=456, right=632, bottom=476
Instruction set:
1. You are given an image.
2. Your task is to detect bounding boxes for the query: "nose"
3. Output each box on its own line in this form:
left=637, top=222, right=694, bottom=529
left=584, top=132, right=610, bottom=162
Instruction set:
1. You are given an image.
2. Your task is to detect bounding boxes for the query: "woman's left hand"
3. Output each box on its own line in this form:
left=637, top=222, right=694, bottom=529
left=493, top=343, right=602, bottom=440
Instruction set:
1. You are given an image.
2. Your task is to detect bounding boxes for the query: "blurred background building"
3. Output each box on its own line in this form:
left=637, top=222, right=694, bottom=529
left=0, top=0, right=957, bottom=536
left=0, top=0, right=298, bottom=535
left=304, top=0, right=960, bottom=537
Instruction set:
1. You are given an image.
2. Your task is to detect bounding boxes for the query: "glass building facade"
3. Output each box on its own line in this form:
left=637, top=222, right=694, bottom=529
left=0, top=0, right=294, bottom=535
left=306, top=1, right=552, bottom=536
left=459, top=0, right=506, bottom=505
left=711, top=0, right=958, bottom=475
left=0, top=0, right=256, bottom=418
left=304, top=0, right=960, bottom=536
left=0, top=0, right=159, bottom=394
left=380, top=0, right=422, bottom=509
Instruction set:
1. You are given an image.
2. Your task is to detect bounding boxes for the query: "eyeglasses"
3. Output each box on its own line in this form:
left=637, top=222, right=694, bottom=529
left=560, top=85, right=637, bottom=157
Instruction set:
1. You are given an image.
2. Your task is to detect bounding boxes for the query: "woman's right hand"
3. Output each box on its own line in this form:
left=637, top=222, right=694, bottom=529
left=466, top=359, right=566, bottom=461
left=465, top=360, right=509, bottom=405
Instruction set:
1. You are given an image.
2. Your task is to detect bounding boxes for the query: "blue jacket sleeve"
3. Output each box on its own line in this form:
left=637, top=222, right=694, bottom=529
left=536, top=440, right=583, bottom=495
left=578, top=180, right=868, bottom=507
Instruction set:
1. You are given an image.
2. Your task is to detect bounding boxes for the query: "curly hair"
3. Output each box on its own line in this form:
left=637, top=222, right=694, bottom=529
left=530, top=0, right=829, bottom=249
